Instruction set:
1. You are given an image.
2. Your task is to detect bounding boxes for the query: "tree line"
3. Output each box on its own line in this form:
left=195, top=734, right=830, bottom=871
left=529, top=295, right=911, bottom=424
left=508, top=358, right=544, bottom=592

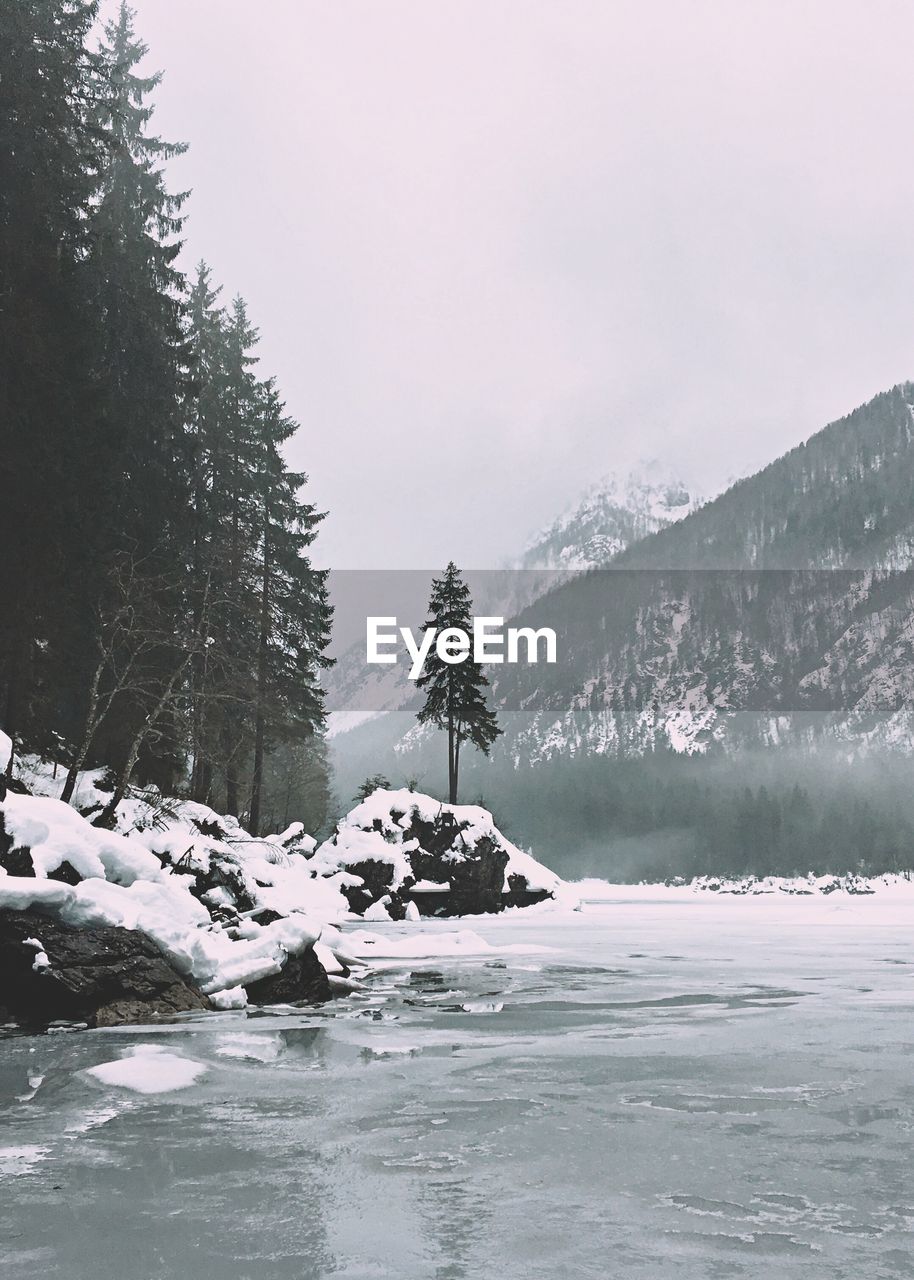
left=337, top=726, right=914, bottom=880
left=0, top=2, right=332, bottom=831
left=457, top=749, right=914, bottom=881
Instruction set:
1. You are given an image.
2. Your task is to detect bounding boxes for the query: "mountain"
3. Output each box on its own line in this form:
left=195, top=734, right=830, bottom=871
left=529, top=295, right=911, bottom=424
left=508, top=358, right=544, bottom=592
left=484, top=383, right=914, bottom=762
left=518, top=461, right=698, bottom=572
left=329, top=382, right=914, bottom=877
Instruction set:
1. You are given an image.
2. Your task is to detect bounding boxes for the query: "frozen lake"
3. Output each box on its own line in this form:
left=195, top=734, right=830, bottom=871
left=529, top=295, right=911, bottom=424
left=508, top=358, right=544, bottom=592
left=2, top=888, right=913, bottom=1278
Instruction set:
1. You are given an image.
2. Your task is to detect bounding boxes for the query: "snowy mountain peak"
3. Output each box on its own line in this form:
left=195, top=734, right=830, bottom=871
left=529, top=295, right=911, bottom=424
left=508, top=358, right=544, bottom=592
left=519, top=461, right=700, bottom=571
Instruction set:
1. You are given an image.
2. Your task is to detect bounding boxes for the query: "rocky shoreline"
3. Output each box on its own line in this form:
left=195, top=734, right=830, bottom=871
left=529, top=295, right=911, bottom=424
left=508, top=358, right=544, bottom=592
left=0, top=909, right=214, bottom=1030
left=0, top=743, right=560, bottom=1031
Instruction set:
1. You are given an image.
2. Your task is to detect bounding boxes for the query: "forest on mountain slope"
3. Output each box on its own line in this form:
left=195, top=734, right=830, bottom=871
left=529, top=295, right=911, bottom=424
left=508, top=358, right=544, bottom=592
left=613, top=384, right=914, bottom=571
left=477, top=385, right=914, bottom=757
left=0, top=2, right=332, bottom=832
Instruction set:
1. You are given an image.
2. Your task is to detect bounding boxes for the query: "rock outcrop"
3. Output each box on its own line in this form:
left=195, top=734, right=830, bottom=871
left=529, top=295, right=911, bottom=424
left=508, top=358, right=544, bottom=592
left=0, top=908, right=212, bottom=1028
left=244, top=946, right=332, bottom=1005
left=312, top=789, right=559, bottom=919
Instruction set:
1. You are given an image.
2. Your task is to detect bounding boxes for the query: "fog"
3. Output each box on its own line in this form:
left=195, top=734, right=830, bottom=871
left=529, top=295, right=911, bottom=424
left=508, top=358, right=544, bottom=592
left=124, top=0, right=914, bottom=567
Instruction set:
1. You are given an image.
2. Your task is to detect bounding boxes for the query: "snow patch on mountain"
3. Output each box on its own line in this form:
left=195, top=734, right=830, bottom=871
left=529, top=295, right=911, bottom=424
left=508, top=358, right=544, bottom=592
left=519, top=461, right=700, bottom=572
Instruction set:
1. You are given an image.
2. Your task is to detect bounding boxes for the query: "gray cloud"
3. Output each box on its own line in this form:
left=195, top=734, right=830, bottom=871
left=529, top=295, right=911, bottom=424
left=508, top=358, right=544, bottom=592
left=127, top=0, right=914, bottom=566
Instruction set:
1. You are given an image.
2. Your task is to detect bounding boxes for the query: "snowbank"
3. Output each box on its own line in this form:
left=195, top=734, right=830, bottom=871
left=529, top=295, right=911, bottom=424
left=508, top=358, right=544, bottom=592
left=0, top=784, right=344, bottom=999
left=662, top=872, right=913, bottom=897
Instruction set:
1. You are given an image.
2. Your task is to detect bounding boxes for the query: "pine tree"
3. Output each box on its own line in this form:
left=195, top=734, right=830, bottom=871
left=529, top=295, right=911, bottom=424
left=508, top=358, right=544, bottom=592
left=0, top=0, right=105, bottom=772
left=81, top=1, right=191, bottom=787
left=185, top=262, right=225, bottom=803
left=247, top=380, right=332, bottom=831
left=416, top=563, right=501, bottom=804
left=87, top=0, right=190, bottom=557
left=214, top=296, right=262, bottom=814
left=182, top=279, right=332, bottom=825
left=0, top=3, right=334, bottom=824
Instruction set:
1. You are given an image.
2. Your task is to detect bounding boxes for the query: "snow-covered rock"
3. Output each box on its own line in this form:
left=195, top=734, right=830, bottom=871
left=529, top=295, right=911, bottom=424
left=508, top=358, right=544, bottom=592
left=313, top=788, right=560, bottom=918
left=0, top=782, right=346, bottom=1008
left=0, top=907, right=214, bottom=1027
left=0, top=757, right=563, bottom=1025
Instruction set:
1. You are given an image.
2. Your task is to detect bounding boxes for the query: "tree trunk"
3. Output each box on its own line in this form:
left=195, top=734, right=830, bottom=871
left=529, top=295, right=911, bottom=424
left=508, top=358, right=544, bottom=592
left=447, top=669, right=457, bottom=803
left=192, top=755, right=213, bottom=807
left=189, top=658, right=210, bottom=803
left=61, top=654, right=105, bottom=804
left=189, top=409, right=209, bottom=804
left=188, top=647, right=208, bottom=802
left=225, top=762, right=240, bottom=819
left=222, top=434, right=244, bottom=821
left=249, top=507, right=271, bottom=835
left=4, top=620, right=24, bottom=783
left=447, top=721, right=456, bottom=804
left=95, top=658, right=188, bottom=828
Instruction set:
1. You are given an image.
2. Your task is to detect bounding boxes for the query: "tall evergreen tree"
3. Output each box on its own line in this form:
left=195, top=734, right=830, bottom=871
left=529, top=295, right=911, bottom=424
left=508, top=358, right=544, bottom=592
left=0, top=0, right=105, bottom=772
left=416, top=563, right=501, bottom=804
left=80, top=1, right=191, bottom=785
left=212, top=295, right=262, bottom=815
left=184, top=261, right=225, bottom=803
left=87, top=0, right=189, bottom=558
left=248, top=381, right=332, bottom=832
left=183, top=277, right=332, bottom=824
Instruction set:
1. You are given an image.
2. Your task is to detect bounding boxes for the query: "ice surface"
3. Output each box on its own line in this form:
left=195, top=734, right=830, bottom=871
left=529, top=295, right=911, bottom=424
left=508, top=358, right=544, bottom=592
left=2, top=890, right=913, bottom=1278
left=0, top=1145, right=50, bottom=1177
left=346, top=925, right=554, bottom=960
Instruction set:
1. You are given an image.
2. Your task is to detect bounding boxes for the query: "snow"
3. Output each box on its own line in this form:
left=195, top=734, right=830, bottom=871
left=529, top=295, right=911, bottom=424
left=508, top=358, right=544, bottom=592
left=0, top=752, right=563, bottom=1006
left=85, top=1045, right=207, bottom=1094
left=560, top=875, right=914, bottom=920
left=362, top=897, right=393, bottom=922
left=207, top=986, right=247, bottom=1011
left=2, top=791, right=163, bottom=885
left=519, top=460, right=702, bottom=572
left=313, top=941, right=346, bottom=975
left=0, top=877, right=75, bottom=913
left=0, top=789, right=332, bottom=996
left=22, top=937, right=50, bottom=972
left=315, top=787, right=561, bottom=898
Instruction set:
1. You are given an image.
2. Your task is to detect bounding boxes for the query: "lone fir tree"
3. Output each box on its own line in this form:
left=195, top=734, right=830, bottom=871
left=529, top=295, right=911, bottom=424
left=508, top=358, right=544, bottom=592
left=416, top=563, right=501, bottom=804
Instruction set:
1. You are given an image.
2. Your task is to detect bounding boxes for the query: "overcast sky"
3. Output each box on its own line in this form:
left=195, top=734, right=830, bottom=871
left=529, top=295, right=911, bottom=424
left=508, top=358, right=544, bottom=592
left=124, top=0, right=914, bottom=568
